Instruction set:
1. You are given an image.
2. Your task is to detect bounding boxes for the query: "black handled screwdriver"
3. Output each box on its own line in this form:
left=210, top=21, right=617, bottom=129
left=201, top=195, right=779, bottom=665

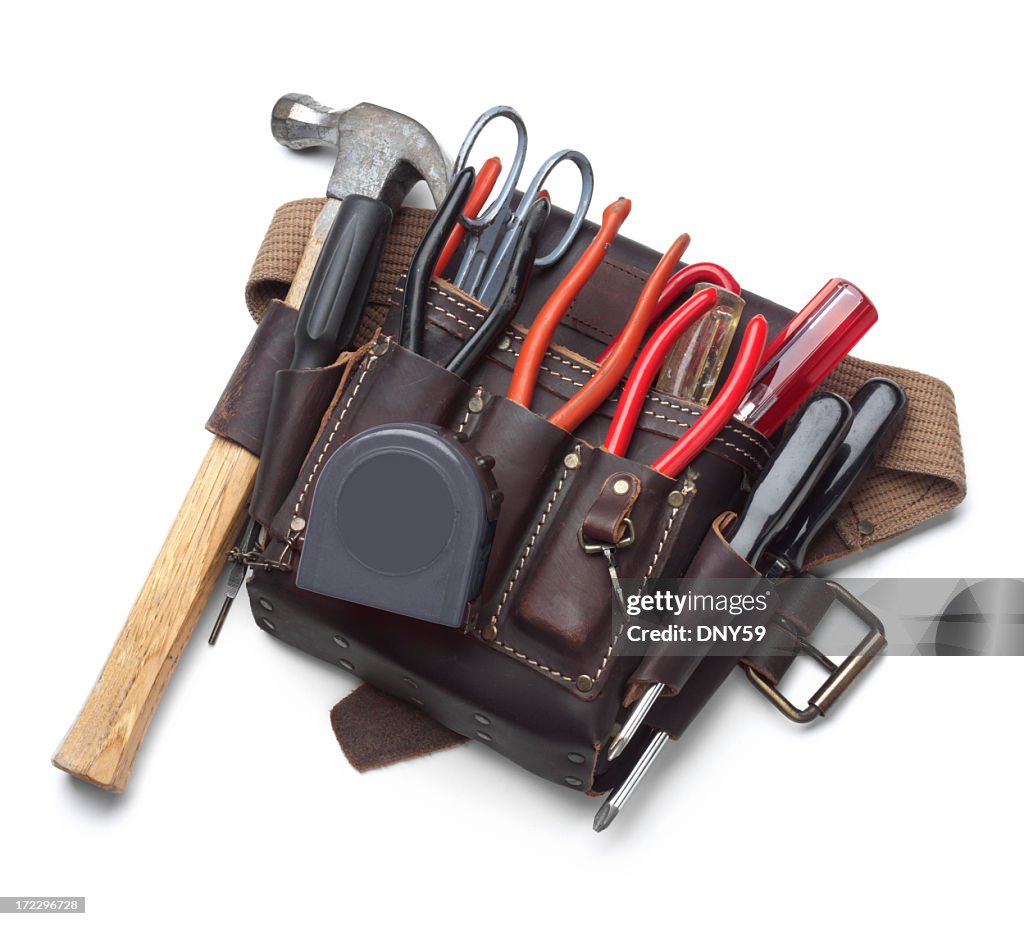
left=595, top=393, right=853, bottom=831
left=760, top=378, right=907, bottom=578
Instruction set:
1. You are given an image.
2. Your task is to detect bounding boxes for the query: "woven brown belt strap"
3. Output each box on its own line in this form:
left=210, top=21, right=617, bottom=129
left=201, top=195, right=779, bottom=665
left=245, top=198, right=967, bottom=569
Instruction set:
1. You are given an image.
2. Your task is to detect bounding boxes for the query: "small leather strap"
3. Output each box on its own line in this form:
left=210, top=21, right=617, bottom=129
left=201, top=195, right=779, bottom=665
left=740, top=578, right=836, bottom=684
left=581, top=472, right=641, bottom=546
left=625, top=512, right=771, bottom=705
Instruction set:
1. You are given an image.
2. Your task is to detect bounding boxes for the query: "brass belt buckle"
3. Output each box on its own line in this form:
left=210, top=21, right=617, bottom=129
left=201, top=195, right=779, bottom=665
left=744, top=580, right=887, bottom=723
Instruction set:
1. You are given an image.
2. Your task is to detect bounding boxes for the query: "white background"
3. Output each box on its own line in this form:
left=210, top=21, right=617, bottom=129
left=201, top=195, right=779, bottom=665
left=3, top=2, right=1021, bottom=924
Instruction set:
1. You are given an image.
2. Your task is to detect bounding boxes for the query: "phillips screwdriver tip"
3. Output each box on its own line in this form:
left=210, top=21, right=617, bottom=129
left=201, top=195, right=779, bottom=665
left=592, top=803, right=618, bottom=833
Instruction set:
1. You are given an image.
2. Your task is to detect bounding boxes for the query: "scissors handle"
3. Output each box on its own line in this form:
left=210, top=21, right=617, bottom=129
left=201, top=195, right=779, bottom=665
left=452, top=105, right=528, bottom=232
left=472, top=148, right=594, bottom=307
left=518, top=148, right=595, bottom=269
left=451, top=106, right=595, bottom=307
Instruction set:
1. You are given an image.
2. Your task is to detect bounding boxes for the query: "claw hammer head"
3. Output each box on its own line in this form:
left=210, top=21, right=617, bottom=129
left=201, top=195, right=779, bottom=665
left=272, top=94, right=452, bottom=210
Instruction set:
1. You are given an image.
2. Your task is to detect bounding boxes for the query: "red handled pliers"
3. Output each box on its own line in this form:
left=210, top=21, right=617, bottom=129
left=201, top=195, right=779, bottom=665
left=602, top=292, right=768, bottom=477
left=595, top=262, right=741, bottom=363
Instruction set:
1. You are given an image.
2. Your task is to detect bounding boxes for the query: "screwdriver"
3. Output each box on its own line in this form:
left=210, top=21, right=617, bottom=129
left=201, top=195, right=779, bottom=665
left=654, top=283, right=744, bottom=405
left=596, top=394, right=853, bottom=831
left=208, top=518, right=261, bottom=644
left=760, top=377, right=906, bottom=579
left=737, top=279, right=876, bottom=436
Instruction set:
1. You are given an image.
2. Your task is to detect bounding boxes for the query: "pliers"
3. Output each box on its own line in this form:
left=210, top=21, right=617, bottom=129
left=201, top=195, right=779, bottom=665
left=602, top=291, right=768, bottom=477
left=595, top=261, right=741, bottom=363
left=508, top=228, right=767, bottom=474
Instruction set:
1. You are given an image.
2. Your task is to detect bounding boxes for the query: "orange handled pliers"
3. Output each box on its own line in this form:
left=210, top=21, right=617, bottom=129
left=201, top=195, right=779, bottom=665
left=507, top=197, right=633, bottom=409
left=507, top=229, right=692, bottom=431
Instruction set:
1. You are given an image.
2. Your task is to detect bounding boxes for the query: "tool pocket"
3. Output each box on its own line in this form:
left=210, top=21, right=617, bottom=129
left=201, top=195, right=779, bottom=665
left=265, top=337, right=478, bottom=547
left=469, top=442, right=686, bottom=697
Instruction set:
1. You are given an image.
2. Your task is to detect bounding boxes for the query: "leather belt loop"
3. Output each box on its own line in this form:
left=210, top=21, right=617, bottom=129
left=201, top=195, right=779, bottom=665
left=581, top=472, right=642, bottom=547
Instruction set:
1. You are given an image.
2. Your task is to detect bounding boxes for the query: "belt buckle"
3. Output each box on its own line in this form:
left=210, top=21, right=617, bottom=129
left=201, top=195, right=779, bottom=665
left=744, top=581, right=887, bottom=724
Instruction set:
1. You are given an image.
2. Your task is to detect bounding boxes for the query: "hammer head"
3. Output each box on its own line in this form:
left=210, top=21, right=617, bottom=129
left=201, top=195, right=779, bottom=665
left=272, top=94, right=451, bottom=211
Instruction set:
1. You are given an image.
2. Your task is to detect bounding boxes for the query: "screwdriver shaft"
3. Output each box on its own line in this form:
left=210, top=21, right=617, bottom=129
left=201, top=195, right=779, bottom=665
left=607, top=682, right=664, bottom=760
left=594, top=730, right=670, bottom=832
left=208, top=517, right=261, bottom=645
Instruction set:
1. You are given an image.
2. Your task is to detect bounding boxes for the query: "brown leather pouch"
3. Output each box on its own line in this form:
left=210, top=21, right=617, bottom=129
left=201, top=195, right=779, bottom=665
left=208, top=200, right=966, bottom=794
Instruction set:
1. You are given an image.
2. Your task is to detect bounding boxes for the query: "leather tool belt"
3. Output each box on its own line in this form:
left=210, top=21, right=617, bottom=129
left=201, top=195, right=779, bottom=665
left=207, top=200, right=966, bottom=794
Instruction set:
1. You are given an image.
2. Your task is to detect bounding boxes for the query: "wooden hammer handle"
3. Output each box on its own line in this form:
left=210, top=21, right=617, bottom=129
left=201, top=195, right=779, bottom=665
left=53, top=437, right=257, bottom=790
left=53, top=200, right=340, bottom=791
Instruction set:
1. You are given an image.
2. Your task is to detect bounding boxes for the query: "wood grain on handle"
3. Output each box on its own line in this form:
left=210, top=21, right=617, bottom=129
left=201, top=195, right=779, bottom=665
left=52, top=199, right=337, bottom=791
left=53, top=437, right=257, bottom=790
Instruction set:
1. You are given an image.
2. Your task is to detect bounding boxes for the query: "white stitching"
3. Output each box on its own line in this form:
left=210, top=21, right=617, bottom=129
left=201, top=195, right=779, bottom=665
left=396, top=277, right=772, bottom=459
left=394, top=278, right=487, bottom=321
left=489, top=481, right=691, bottom=686
left=489, top=457, right=572, bottom=632
left=589, top=503, right=682, bottom=682
left=293, top=352, right=378, bottom=517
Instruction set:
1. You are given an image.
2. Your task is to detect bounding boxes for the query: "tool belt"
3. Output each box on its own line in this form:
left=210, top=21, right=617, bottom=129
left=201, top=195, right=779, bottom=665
left=207, top=199, right=966, bottom=793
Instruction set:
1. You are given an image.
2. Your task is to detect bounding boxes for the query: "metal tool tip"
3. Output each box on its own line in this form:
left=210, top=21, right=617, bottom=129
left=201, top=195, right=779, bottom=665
left=606, top=736, right=625, bottom=761
left=208, top=597, right=232, bottom=646
left=593, top=803, right=618, bottom=833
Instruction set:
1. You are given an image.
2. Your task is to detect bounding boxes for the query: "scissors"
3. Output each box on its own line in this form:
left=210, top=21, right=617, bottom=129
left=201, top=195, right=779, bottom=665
left=450, top=106, right=595, bottom=307
left=401, top=165, right=551, bottom=375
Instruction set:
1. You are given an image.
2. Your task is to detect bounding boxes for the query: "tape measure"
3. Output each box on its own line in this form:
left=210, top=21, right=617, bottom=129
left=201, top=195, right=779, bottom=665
left=296, top=422, right=502, bottom=628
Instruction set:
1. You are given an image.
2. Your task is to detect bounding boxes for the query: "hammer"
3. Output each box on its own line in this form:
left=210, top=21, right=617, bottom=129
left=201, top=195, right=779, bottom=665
left=53, top=96, right=451, bottom=792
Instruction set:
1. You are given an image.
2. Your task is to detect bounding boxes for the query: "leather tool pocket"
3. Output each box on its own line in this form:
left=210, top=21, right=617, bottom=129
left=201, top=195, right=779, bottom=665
left=265, top=338, right=477, bottom=546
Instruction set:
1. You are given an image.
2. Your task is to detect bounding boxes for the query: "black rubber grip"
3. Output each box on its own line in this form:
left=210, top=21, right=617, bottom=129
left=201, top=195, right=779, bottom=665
left=728, top=394, right=853, bottom=566
left=445, top=196, right=551, bottom=378
left=768, top=377, right=907, bottom=572
left=291, top=194, right=394, bottom=369
left=401, top=167, right=476, bottom=357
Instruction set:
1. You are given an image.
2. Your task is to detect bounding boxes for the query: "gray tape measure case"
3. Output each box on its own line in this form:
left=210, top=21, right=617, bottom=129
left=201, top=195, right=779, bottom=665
left=296, top=422, right=501, bottom=627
